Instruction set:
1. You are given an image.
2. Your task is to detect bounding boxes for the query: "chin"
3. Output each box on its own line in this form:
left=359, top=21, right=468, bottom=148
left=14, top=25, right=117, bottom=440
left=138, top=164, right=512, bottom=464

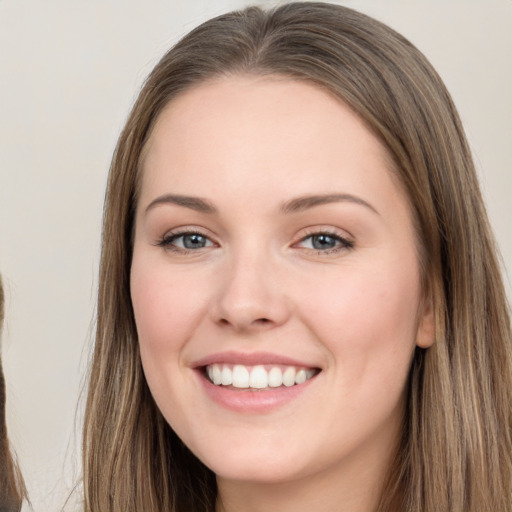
left=213, top=463, right=304, bottom=485
left=194, top=442, right=309, bottom=484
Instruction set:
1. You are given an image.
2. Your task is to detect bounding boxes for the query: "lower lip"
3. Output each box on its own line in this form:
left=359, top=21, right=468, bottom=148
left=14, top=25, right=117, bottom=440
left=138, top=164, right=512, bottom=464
left=196, top=370, right=318, bottom=413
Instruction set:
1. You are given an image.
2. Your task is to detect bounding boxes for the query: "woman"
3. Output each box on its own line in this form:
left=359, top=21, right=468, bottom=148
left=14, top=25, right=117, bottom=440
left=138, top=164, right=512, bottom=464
left=0, top=277, right=27, bottom=512
left=82, top=2, right=512, bottom=511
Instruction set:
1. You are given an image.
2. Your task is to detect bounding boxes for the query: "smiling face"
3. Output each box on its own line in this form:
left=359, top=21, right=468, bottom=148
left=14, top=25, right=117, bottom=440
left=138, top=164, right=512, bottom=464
left=130, top=76, right=433, bottom=494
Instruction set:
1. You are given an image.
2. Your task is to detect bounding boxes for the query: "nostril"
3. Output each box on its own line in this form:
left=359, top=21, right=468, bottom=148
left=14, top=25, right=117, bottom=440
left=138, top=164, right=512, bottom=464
left=217, top=317, right=271, bottom=328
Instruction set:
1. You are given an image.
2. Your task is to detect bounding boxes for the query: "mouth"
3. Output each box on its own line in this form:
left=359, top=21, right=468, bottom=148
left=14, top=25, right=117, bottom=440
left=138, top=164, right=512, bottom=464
left=193, top=353, right=321, bottom=412
left=204, top=363, right=320, bottom=390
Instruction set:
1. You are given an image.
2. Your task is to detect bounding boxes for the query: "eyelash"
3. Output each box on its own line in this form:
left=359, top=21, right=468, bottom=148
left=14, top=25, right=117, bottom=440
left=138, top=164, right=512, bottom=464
left=156, top=229, right=216, bottom=254
left=295, top=230, right=354, bottom=255
left=155, top=229, right=354, bottom=255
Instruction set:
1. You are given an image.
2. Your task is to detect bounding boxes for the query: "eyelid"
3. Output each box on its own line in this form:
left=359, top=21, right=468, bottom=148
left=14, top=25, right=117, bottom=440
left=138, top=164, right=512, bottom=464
left=155, top=226, right=218, bottom=253
left=153, top=225, right=353, bottom=255
left=292, top=227, right=354, bottom=253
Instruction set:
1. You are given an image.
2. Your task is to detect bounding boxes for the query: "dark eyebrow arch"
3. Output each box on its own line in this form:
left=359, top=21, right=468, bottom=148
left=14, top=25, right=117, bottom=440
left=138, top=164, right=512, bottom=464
left=145, top=194, right=217, bottom=214
left=281, top=193, right=379, bottom=215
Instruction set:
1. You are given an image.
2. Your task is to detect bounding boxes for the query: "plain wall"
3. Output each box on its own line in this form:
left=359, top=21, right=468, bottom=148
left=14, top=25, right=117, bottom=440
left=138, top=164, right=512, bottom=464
left=0, top=1, right=510, bottom=510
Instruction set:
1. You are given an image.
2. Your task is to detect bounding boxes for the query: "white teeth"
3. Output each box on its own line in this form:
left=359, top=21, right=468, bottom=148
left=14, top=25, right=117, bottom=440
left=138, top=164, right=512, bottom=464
left=232, top=365, right=250, bottom=388
left=282, top=367, right=296, bottom=387
left=268, top=367, right=283, bottom=388
left=295, top=369, right=307, bottom=384
left=221, top=365, right=233, bottom=386
left=212, top=364, right=222, bottom=385
left=206, top=363, right=317, bottom=389
left=249, top=366, right=268, bottom=389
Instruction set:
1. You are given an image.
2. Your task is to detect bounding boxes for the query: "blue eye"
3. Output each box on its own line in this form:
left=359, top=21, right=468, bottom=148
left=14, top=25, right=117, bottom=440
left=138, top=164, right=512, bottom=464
left=179, top=233, right=210, bottom=249
left=158, top=231, right=214, bottom=251
left=298, top=232, right=353, bottom=253
left=310, top=234, right=338, bottom=250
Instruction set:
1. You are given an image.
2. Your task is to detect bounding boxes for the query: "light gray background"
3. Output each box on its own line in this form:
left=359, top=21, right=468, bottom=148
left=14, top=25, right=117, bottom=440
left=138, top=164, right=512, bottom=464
left=1, top=1, right=510, bottom=510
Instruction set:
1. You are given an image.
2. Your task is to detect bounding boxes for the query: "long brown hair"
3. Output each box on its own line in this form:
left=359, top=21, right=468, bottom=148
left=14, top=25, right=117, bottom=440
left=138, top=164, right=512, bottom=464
left=83, top=3, right=512, bottom=511
left=0, top=277, right=27, bottom=512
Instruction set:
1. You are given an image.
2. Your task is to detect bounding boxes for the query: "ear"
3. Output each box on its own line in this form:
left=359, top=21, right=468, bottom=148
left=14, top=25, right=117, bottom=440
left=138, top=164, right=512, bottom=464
left=416, top=292, right=435, bottom=349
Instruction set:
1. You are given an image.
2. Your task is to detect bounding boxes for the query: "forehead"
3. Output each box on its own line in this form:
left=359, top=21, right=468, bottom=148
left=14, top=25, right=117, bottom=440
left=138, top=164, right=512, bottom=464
left=138, top=75, right=408, bottom=218
left=146, top=75, right=382, bottom=151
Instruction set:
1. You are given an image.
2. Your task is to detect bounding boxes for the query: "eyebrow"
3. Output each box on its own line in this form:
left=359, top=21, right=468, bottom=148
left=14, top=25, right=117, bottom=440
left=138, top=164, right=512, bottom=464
left=144, top=192, right=378, bottom=216
left=281, top=193, right=379, bottom=215
left=145, top=194, right=217, bottom=214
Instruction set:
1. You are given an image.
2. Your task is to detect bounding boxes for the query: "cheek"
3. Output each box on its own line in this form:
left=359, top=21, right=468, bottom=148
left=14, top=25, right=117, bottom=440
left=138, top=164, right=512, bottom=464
left=130, top=254, right=215, bottom=425
left=302, top=260, right=421, bottom=381
left=130, top=254, right=210, bottom=372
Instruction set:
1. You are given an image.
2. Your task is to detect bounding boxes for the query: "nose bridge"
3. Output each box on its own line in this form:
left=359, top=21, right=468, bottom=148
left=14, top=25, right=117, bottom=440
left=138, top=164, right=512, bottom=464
left=211, top=241, right=290, bottom=331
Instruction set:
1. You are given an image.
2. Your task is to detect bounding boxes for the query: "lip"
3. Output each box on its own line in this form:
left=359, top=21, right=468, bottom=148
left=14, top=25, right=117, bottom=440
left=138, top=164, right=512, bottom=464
left=191, top=350, right=319, bottom=369
left=191, top=351, right=321, bottom=414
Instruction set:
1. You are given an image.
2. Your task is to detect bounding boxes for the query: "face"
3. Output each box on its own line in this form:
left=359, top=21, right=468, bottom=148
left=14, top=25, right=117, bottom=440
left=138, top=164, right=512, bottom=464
left=130, top=76, right=433, bottom=487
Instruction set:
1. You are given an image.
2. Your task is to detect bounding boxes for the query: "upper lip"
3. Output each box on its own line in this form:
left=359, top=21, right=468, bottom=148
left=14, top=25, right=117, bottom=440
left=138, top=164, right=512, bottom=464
left=191, top=351, right=320, bottom=369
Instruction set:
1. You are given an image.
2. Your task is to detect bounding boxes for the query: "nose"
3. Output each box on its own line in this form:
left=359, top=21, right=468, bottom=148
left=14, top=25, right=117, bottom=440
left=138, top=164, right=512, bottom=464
left=210, top=252, right=291, bottom=333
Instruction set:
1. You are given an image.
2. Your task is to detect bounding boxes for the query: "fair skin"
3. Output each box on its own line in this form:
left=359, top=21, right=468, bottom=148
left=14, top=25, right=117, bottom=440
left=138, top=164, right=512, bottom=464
left=130, top=75, right=434, bottom=512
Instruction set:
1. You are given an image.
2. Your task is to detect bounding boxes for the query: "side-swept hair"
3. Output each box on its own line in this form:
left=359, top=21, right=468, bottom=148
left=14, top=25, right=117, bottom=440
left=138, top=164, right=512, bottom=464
left=83, top=3, right=512, bottom=511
